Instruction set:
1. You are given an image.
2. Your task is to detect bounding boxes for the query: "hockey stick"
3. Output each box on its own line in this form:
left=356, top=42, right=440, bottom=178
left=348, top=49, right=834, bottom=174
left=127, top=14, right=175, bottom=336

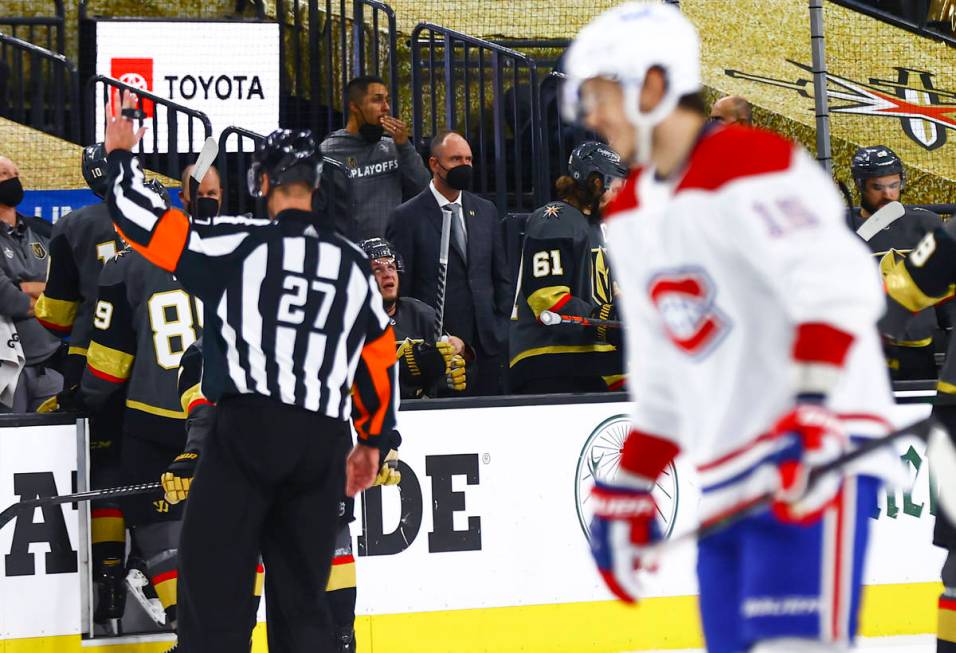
left=679, top=415, right=956, bottom=544
left=539, top=310, right=623, bottom=329
left=856, top=200, right=905, bottom=242
left=0, top=481, right=162, bottom=531
left=432, top=206, right=453, bottom=340
left=188, top=136, right=219, bottom=222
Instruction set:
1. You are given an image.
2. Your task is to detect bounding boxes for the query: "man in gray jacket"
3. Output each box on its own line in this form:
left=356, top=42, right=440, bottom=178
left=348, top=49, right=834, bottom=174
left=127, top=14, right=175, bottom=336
left=320, top=75, right=430, bottom=240
left=0, top=156, right=63, bottom=411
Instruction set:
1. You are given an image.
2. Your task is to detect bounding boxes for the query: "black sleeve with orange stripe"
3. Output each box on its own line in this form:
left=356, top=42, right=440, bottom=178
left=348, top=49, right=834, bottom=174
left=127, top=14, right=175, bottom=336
left=80, top=271, right=136, bottom=411
left=105, top=150, right=248, bottom=301
left=351, top=285, right=399, bottom=448
left=35, top=231, right=81, bottom=335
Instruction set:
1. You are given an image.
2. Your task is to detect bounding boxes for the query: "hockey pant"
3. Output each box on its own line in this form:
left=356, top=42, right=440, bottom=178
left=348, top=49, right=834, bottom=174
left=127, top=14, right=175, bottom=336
left=177, top=395, right=349, bottom=653
left=698, top=475, right=878, bottom=653
left=120, top=434, right=185, bottom=626
left=90, top=394, right=127, bottom=576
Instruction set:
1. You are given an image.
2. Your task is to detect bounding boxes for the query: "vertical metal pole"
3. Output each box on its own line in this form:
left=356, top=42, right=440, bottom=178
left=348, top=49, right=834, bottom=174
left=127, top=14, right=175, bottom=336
left=76, top=417, right=92, bottom=638
left=809, top=0, right=833, bottom=175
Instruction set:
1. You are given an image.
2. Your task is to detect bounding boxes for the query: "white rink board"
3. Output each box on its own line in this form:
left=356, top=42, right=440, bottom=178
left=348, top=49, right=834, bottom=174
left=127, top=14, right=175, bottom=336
left=0, top=421, right=81, bottom=639
left=0, top=400, right=946, bottom=641
left=353, top=401, right=945, bottom=615
left=93, top=21, right=280, bottom=153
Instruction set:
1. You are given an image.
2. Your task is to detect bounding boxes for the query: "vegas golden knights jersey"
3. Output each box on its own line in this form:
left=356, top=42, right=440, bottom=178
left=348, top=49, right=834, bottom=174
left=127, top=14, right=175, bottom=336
left=509, top=201, right=622, bottom=389
left=35, top=202, right=123, bottom=383
left=81, top=248, right=202, bottom=447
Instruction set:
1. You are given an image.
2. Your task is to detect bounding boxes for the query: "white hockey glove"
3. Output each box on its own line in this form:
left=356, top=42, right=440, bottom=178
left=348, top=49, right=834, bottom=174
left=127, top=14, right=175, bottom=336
left=770, top=403, right=848, bottom=524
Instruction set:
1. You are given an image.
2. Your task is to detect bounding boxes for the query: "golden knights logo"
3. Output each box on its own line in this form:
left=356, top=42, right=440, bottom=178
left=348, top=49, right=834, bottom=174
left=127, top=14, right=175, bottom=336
left=590, top=247, right=612, bottom=305
left=726, top=61, right=956, bottom=150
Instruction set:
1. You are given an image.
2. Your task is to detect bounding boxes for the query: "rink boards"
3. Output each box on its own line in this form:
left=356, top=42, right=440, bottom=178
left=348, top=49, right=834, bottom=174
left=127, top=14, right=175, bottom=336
left=0, top=397, right=946, bottom=652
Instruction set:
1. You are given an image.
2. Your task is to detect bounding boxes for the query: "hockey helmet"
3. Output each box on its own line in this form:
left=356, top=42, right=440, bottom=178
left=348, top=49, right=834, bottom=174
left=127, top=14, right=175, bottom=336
left=568, top=141, right=627, bottom=191
left=360, top=237, right=405, bottom=273
left=851, top=145, right=905, bottom=191
left=82, top=142, right=109, bottom=198
left=562, top=2, right=701, bottom=164
left=247, top=129, right=323, bottom=198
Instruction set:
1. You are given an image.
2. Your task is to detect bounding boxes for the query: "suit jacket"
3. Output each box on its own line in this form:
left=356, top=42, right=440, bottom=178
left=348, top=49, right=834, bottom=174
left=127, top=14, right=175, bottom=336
left=386, top=188, right=511, bottom=356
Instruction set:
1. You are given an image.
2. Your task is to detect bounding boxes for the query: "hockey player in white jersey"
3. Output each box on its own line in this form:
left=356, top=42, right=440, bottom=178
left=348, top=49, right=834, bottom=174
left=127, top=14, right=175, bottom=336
left=563, top=4, right=900, bottom=652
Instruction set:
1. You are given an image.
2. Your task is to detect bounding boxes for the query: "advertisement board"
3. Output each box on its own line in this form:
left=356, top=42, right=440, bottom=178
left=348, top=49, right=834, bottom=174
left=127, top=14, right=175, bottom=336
left=93, top=21, right=280, bottom=153
left=0, top=400, right=947, bottom=650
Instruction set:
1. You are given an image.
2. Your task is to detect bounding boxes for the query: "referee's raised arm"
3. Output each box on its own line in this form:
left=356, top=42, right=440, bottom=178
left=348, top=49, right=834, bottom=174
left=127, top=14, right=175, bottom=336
left=103, top=92, right=398, bottom=651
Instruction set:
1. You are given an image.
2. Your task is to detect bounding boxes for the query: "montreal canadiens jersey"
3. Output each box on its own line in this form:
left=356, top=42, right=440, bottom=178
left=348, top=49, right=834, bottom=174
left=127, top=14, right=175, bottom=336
left=606, top=126, right=898, bottom=522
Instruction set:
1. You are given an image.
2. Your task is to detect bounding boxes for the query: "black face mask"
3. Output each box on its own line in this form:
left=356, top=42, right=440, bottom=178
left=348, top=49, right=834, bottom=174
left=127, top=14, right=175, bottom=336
left=192, top=197, right=220, bottom=220
left=358, top=121, right=385, bottom=144
left=0, top=177, right=24, bottom=207
left=442, top=164, right=473, bottom=191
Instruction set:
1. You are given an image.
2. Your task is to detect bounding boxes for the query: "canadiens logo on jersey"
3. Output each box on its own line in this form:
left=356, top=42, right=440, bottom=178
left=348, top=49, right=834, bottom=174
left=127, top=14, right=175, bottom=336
left=648, top=268, right=730, bottom=357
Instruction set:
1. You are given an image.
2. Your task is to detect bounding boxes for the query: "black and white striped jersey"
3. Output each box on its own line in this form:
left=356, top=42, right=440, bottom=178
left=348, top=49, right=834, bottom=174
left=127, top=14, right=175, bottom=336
left=105, top=149, right=398, bottom=446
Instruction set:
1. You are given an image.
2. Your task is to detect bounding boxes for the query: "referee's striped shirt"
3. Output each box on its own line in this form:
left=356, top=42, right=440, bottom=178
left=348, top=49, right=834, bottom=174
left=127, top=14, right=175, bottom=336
left=105, top=149, right=398, bottom=446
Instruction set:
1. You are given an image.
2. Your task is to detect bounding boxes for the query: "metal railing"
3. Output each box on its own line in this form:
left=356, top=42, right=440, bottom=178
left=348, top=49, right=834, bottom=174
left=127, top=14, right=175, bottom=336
left=218, top=126, right=264, bottom=216
left=830, top=0, right=956, bottom=46
left=411, top=23, right=546, bottom=215
left=0, top=1, right=65, bottom=54
left=276, top=0, right=398, bottom=139
left=86, top=75, right=213, bottom=181
left=0, top=30, right=79, bottom=141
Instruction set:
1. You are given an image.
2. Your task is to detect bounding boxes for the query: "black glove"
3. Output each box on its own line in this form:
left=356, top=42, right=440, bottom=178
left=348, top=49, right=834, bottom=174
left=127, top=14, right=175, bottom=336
left=591, top=303, right=622, bottom=348
left=36, top=384, right=86, bottom=414
left=161, top=450, right=199, bottom=504
left=399, top=340, right=447, bottom=387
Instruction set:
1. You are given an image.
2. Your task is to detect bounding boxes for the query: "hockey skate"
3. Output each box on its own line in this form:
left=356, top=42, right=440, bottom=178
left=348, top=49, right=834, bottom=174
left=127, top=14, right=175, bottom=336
left=335, top=627, right=356, bottom=653
left=92, top=556, right=126, bottom=633
left=125, top=556, right=166, bottom=626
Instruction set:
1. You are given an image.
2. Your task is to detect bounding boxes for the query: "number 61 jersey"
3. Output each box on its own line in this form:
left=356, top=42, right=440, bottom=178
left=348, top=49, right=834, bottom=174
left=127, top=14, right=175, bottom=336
left=82, top=247, right=202, bottom=447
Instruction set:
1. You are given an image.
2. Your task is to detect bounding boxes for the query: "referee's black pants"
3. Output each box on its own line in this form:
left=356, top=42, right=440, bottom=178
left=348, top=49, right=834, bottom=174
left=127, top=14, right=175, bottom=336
left=177, top=394, right=350, bottom=653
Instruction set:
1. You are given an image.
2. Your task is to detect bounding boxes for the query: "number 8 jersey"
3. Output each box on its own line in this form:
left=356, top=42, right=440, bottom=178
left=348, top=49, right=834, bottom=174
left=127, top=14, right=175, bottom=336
left=82, top=246, right=202, bottom=447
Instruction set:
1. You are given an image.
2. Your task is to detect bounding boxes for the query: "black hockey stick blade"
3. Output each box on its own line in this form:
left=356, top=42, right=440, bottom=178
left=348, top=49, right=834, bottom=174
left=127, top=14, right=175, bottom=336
left=0, top=480, right=163, bottom=530
left=690, top=415, right=944, bottom=542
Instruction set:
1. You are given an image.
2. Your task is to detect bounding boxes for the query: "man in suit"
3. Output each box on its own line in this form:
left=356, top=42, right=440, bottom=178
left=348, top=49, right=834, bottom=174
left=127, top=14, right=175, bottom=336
left=386, top=130, right=511, bottom=395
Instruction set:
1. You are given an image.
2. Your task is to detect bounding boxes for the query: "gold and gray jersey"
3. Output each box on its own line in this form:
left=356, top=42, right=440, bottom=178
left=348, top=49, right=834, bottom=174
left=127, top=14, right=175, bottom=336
left=880, top=214, right=956, bottom=393
left=35, top=202, right=122, bottom=358
left=850, top=206, right=950, bottom=345
left=0, top=214, right=60, bottom=365
left=81, top=248, right=201, bottom=447
left=318, top=129, right=430, bottom=240
left=509, top=201, right=621, bottom=387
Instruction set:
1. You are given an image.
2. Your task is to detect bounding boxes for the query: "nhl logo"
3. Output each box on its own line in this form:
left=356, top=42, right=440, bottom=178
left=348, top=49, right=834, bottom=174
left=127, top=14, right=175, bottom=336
left=31, top=241, right=47, bottom=260
left=574, top=414, right=680, bottom=542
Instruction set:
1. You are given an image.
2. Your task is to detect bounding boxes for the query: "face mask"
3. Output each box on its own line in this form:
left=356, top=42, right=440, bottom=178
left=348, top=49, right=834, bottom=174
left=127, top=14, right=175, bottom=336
left=193, top=197, right=220, bottom=219
left=358, top=122, right=385, bottom=143
left=0, top=177, right=24, bottom=207
left=443, top=164, right=473, bottom=191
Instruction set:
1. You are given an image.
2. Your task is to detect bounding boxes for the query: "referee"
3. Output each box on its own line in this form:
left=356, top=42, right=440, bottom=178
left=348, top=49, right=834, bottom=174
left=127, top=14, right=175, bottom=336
left=104, top=96, right=397, bottom=653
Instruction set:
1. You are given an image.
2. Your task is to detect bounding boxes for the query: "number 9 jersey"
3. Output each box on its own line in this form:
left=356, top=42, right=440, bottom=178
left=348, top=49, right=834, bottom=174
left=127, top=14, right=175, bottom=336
left=82, top=246, right=203, bottom=446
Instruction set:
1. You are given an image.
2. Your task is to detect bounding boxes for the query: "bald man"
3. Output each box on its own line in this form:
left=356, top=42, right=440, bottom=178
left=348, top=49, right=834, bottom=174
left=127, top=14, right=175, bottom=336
left=0, top=156, right=63, bottom=411
left=386, top=130, right=511, bottom=395
left=179, top=164, right=223, bottom=221
left=710, top=95, right=753, bottom=126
